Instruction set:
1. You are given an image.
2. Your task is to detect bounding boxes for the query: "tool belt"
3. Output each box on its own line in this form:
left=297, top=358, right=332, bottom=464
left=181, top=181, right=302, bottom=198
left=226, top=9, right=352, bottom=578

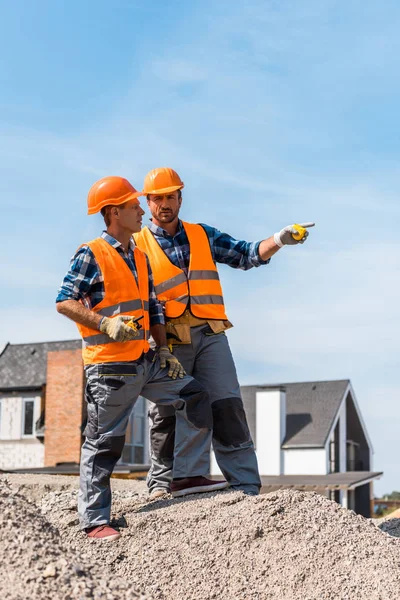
left=166, top=310, right=233, bottom=345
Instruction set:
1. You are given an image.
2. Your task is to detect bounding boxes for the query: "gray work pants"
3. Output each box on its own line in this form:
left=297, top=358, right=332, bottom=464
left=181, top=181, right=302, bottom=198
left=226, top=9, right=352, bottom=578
left=147, top=325, right=261, bottom=495
left=78, top=351, right=213, bottom=529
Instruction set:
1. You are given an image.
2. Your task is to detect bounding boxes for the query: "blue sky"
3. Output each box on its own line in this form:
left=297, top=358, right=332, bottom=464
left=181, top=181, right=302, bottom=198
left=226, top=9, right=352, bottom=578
left=0, top=0, right=399, bottom=494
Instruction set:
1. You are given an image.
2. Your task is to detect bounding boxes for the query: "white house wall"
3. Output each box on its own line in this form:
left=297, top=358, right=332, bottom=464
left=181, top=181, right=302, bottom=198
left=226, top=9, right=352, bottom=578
left=0, top=394, right=44, bottom=470
left=0, top=440, right=44, bottom=469
left=1, top=396, right=23, bottom=439
left=284, top=448, right=327, bottom=475
left=339, top=399, right=347, bottom=472
left=255, top=390, right=286, bottom=475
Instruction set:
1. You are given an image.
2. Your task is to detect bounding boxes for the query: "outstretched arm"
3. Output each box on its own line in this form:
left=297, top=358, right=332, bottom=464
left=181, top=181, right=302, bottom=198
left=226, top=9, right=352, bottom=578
left=201, top=222, right=315, bottom=270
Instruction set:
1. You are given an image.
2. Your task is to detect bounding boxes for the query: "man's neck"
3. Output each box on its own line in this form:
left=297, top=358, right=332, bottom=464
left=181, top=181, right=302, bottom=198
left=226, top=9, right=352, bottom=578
left=106, top=226, right=132, bottom=253
left=153, top=217, right=179, bottom=237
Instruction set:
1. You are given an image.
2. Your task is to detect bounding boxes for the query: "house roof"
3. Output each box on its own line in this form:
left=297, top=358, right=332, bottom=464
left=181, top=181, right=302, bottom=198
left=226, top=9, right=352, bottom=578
left=0, top=340, right=82, bottom=391
left=241, top=379, right=351, bottom=449
left=282, top=379, right=350, bottom=448
left=260, top=471, right=382, bottom=491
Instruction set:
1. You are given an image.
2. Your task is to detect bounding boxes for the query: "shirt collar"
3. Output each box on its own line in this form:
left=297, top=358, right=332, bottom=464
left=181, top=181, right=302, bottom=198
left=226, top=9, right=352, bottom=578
left=148, top=219, right=183, bottom=239
left=101, top=231, right=136, bottom=253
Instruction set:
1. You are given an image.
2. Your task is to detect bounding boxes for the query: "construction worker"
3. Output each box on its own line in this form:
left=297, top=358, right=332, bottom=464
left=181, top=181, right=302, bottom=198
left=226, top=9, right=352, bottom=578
left=134, top=167, right=315, bottom=499
left=56, top=176, right=228, bottom=541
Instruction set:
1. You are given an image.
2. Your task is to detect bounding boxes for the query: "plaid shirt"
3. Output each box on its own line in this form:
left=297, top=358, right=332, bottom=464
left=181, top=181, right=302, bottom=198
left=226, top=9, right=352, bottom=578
left=56, top=232, right=165, bottom=326
left=147, top=220, right=270, bottom=275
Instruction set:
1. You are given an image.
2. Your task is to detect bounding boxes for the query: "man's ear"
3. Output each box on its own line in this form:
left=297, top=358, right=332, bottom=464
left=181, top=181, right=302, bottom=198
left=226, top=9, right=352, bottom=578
left=178, top=193, right=183, bottom=208
left=111, top=206, right=119, bottom=219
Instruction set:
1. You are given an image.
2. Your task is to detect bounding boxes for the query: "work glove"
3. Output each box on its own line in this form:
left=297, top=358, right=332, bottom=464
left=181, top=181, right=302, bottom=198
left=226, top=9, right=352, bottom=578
left=158, top=346, right=186, bottom=379
left=99, top=315, right=141, bottom=342
left=273, top=222, right=315, bottom=247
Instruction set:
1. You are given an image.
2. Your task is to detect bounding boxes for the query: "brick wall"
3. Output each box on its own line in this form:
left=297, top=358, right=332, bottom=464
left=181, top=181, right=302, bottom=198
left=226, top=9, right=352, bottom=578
left=44, top=348, right=84, bottom=466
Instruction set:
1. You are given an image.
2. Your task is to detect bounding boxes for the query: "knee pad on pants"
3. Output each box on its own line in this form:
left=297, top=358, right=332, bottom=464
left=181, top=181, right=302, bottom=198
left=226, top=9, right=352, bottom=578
left=149, top=412, right=176, bottom=460
left=93, top=435, right=125, bottom=486
left=212, top=397, right=251, bottom=447
left=180, top=380, right=212, bottom=430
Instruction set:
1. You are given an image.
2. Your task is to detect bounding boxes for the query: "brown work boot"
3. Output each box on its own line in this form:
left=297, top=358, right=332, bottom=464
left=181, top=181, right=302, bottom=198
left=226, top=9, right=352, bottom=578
left=85, top=525, right=121, bottom=541
left=148, top=488, right=170, bottom=501
left=171, top=476, right=229, bottom=498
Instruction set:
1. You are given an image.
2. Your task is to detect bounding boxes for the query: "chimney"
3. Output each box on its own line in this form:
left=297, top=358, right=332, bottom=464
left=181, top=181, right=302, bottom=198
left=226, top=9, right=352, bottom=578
left=255, top=388, right=286, bottom=475
left=44, top=348, right=85, bottom=466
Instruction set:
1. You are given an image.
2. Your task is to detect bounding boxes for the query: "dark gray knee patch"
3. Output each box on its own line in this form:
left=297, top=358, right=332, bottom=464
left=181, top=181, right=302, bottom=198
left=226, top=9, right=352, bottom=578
left=212, top=397, right=251, bottom=447
left=93, top=435, right=126, bottom=488
left=150, top=413, right=176, bottom=460
left=180, top=380, right=212, bottom=430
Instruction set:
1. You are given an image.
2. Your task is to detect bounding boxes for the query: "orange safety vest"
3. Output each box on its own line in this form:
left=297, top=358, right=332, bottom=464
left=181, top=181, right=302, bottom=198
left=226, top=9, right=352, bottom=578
left=134, top=222, right=228, bottom=320
left=76, top=237, right=150, bottom=365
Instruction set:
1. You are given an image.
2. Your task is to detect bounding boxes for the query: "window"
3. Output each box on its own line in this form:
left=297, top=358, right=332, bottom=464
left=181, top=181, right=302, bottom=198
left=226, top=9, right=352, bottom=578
left=22, top=399, right=35, bottom=437
left=121, top=396, right=146, bottom=465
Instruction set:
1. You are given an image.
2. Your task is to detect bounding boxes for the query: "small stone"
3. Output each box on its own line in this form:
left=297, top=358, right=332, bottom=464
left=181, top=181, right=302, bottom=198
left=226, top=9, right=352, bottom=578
left=43, top=563, right=57, bottom=578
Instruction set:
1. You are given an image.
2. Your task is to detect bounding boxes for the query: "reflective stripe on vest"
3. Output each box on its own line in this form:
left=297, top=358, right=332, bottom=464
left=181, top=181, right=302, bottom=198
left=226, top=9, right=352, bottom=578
left=134, top=222, right=228, bottom=320
left=76, top=237, right=150, bottom=365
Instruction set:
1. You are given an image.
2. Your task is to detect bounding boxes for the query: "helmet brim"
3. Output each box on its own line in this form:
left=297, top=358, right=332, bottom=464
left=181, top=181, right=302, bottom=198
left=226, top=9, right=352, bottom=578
left=143, top=183, right=184, bottom=196
left=87, top=190, right=143, bottom=215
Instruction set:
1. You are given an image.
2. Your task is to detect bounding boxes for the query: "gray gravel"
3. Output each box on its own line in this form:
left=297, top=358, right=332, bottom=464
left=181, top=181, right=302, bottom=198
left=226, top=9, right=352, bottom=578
left=3, top=474, right=400, bottom=600
left=0, top=477, right=149, bottom=600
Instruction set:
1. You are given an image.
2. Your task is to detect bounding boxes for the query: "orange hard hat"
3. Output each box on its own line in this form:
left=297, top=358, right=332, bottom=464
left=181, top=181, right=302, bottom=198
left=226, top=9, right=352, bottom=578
left=87, top=176, right=142, bottom=215
left=143, top=167, right=184, bottom=195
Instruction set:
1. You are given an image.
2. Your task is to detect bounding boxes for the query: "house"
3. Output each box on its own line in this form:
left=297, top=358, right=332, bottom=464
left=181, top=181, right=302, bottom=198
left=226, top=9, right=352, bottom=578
left=210, top=382, right=382, bottom=517
left=0, top=340, right=149, bottom=471
left=0, top=340, right=381, bottom=516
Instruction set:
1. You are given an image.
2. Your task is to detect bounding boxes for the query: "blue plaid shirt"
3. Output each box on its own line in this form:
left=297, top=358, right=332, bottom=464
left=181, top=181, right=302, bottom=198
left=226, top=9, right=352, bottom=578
left=147, top=220, right=270, bottom=275
left=56, top=232, right=165, bottom=327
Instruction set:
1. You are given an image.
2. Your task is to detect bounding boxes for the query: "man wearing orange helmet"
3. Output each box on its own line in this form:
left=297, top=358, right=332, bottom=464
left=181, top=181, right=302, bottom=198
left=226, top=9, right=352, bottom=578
left=56, top=176, right=228, bottom=540
left=134, top=167, right=314, bottom=498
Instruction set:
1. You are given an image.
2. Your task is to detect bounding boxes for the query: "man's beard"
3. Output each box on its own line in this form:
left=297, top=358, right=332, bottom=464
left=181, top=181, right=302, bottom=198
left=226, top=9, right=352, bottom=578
left=158, top=211, right=176, bottom=223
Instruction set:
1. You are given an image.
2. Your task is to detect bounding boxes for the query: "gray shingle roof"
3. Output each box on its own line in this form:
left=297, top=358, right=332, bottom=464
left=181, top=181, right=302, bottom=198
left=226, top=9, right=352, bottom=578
left=282, top=380, right=350, bottom=448
left=241, top=380, right=350, bottom=449
left=0, top=340, right=82, bottom=390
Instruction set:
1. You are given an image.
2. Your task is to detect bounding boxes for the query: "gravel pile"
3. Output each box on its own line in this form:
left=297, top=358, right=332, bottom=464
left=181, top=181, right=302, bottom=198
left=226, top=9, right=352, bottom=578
left=3, top=474, right=400, bottom=599
left=377, top=517, right=400, bottom=538
left=37, top=479, right=400, bottom=600
left=0, top=478, right=149, bottom=600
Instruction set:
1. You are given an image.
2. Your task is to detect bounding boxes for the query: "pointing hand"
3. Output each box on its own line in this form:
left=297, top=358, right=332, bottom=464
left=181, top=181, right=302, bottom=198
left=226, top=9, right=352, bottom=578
left=274, top=222, right=315, bottom=247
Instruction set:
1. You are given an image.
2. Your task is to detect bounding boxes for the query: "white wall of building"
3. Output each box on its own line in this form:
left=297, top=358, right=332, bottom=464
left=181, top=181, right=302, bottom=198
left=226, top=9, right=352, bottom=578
left=0, top=440, right=45, bottom=469
left=338, top=400, right=347, bottom=472
left=0, top=394, right=44, bottom=469
left=284, top=448, right=327, bottom=475
left=255, top=390, right=286, bottom=475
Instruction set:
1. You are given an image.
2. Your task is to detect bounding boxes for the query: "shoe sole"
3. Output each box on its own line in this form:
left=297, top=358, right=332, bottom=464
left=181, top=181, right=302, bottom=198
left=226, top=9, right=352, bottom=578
left=88, top=533, right=121, bottom=541
left=172, top=481, right=230, bottom=498
left=148, top=490, right=170, bottom=502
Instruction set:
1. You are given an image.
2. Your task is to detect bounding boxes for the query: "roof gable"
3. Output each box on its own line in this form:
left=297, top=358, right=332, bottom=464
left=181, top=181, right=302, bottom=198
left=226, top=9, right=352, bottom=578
left=0, top=340, right=82, bottom=390
left=282, top=380, right=350, bottom=448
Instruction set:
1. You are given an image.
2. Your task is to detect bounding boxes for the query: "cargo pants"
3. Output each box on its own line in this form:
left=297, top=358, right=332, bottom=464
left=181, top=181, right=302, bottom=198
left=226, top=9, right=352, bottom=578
left=78, top=350, right=213, bottom=529
left=147, top=325, right=261, bottom=495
